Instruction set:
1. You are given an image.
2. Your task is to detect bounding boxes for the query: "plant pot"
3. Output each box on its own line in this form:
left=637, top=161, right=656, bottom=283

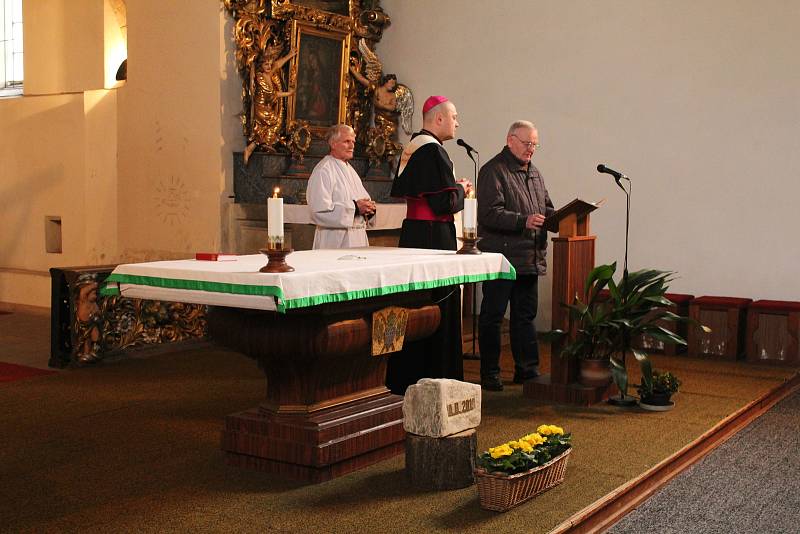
left=639, top=391, right=674, bottom=411
left=475, top=448, right=572, bottom=512
left=579, top=358, right=612, bottom=387
left=640, top=391, right=672, bottom=405
left=639, top=399, right=675, bottom=411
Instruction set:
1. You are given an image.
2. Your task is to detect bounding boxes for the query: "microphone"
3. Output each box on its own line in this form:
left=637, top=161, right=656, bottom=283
left=597, top=164, right=629, bottom=181
left=457, top=138, right=478, bottom=155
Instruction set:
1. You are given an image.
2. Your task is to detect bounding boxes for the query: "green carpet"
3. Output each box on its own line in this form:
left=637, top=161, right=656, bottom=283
left=0, top=341, right=795, bottom=533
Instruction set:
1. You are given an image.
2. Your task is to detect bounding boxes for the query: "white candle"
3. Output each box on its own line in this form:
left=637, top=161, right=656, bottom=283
left=267, top=188, right=284, bottom=237
left=463, top=195, right=477, bottom=230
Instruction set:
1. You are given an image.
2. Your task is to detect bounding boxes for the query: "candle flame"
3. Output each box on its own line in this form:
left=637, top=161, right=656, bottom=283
left=273, top=187, right=280, bottom=198
left=468, top=190, right=476, bottom=199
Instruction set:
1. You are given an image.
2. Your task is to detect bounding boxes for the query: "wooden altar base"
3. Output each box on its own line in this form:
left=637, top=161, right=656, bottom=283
left=221, top=392, right=405, bottom=483
left=523, top=374, right=617, bottom=406
left=208, top=291, right=442, bottom=484
left=224, top=442, right=406, bottom=483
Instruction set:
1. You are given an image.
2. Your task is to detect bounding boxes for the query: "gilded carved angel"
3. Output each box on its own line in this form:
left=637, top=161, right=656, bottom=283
left=245, top=44, right=297, bottom=162
left=222, top=7, right=298, bottom=161
left=349, top=38, right=413, bottom=163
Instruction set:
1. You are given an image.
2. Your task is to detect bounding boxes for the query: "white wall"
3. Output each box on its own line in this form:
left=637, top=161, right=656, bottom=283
left=380, top=0, right=800, bottom=326
left=23, top=0, right=105, bottom=94
left=0, top=94, right=86, bottom=305
left=0, top=0, right=229, bottom=307
left=116, top=0, right=225, bottom=262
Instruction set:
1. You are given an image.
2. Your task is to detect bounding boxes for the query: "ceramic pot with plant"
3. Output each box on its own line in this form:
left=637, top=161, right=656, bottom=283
left=545, top=263, right=704, bottom=404
left=638, top=369, right=680, bottom=407
left=578, top=358, right=612, bottom=387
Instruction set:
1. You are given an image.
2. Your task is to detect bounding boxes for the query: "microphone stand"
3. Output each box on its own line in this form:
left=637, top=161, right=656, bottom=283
left=463, top=148, right=481, bottom=360
left=608, top=175, right=637, bottom=406
left=613, top=176, right=631, bottom=280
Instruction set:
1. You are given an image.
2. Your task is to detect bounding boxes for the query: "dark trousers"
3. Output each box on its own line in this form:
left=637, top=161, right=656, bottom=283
left=386, top=286, right=463, bottom=395
left=478, top=275, right=540, bottom=380
left=387, top=219, right=462, bottom=395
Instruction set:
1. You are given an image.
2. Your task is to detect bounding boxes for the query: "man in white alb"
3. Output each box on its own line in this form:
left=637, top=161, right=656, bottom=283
left=307, top=124, right=376, bottom=249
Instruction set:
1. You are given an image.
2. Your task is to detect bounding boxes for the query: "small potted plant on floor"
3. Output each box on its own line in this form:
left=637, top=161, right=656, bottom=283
left=474, top=425, right=572, bottom=512
left=638, top=369, right=681, bottom=410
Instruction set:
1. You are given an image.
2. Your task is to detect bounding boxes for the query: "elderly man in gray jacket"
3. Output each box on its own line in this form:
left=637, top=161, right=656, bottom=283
left=476, top=120, right=555, bottom=391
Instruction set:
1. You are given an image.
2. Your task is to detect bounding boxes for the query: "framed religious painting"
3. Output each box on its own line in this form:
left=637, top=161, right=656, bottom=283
left=287, top=21, right=351, bottom=134
left=284, top=0, right=353, bottom=17
left=269, top=0, right=355, bottom=29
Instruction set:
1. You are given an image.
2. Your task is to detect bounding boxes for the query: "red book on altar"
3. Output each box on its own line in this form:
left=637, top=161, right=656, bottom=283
left=195, top=252, right=238, bottom=261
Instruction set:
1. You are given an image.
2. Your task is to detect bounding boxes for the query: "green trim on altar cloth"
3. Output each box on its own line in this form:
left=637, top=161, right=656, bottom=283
left=99, top=248, right=516, bottom=313
left=99, top=284, right=120, bottom=297
left=278, top=269, right=515, bottom=312
left=100, top=267, right=515, bottom=313
left=101, top=273, right=283, bottom=299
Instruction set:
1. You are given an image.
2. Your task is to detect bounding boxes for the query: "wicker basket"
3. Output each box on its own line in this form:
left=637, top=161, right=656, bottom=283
left=475, top=448, right=572, bottom=512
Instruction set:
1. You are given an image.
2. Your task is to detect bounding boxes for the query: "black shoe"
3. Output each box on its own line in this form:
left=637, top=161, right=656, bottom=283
left=513, top=368, right=541, bottom=384
left=481, top=377, right=504, bottom=391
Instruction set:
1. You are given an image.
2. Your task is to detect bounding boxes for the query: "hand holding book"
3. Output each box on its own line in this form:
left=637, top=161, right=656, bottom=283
left=525, top=213, right=546, bottom=229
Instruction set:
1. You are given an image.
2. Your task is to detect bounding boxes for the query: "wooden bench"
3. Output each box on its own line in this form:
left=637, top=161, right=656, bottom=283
left=745, top=300, right=800, bottom=365
left=633, top=293, right=694, bottom=356
left=688, top=296, right=751, bottom=360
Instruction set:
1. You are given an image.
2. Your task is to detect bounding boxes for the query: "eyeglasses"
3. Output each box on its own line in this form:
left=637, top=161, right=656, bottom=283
left=512, top=134, right=541, bottom=150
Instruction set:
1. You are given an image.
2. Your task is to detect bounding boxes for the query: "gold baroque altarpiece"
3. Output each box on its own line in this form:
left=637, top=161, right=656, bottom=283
left=222, top=0, right=412, bottom=166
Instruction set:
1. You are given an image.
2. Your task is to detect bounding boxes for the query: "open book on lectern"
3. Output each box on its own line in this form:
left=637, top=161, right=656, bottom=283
left=543, top=198, right=604, bottom=234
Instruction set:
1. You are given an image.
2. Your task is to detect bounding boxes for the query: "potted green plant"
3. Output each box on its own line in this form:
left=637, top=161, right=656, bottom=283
left=638, top=370, right=681, bottom=410
left=546, top=262, right=700, bottom=404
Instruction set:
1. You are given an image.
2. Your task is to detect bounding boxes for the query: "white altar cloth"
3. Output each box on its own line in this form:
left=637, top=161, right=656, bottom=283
left=102, top=247, right=514, bottom=313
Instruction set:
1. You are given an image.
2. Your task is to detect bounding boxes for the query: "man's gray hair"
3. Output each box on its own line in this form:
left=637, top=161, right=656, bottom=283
left=507, top=120, right=537, bottom=137
left=326, top=124, right=354, bottom=144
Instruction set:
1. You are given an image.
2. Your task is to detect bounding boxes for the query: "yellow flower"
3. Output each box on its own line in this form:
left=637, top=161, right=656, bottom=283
left=517, top=440, right=533, bottom=452
left=537, top=424, right=564, bottom=436
left=489, top=444, right=514, bottom=459
left=521, top=433, right=546, bottom=446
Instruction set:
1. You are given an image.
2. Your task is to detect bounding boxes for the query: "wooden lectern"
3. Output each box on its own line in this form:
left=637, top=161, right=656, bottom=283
left=524, top=199, right=614, bottom=405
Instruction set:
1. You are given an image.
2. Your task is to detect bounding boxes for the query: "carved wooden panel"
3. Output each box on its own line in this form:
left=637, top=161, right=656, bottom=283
left=49, top=266, right=207, bottom=367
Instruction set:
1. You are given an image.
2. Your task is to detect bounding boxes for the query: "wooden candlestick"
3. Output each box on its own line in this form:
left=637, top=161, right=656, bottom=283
left=259, top=247, right=295, bottom=273
left=456, top=235, right=481, bottom=255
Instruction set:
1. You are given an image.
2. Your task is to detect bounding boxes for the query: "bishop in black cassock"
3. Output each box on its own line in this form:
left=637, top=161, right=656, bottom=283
left=386, top=96, right=473, bottom=394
